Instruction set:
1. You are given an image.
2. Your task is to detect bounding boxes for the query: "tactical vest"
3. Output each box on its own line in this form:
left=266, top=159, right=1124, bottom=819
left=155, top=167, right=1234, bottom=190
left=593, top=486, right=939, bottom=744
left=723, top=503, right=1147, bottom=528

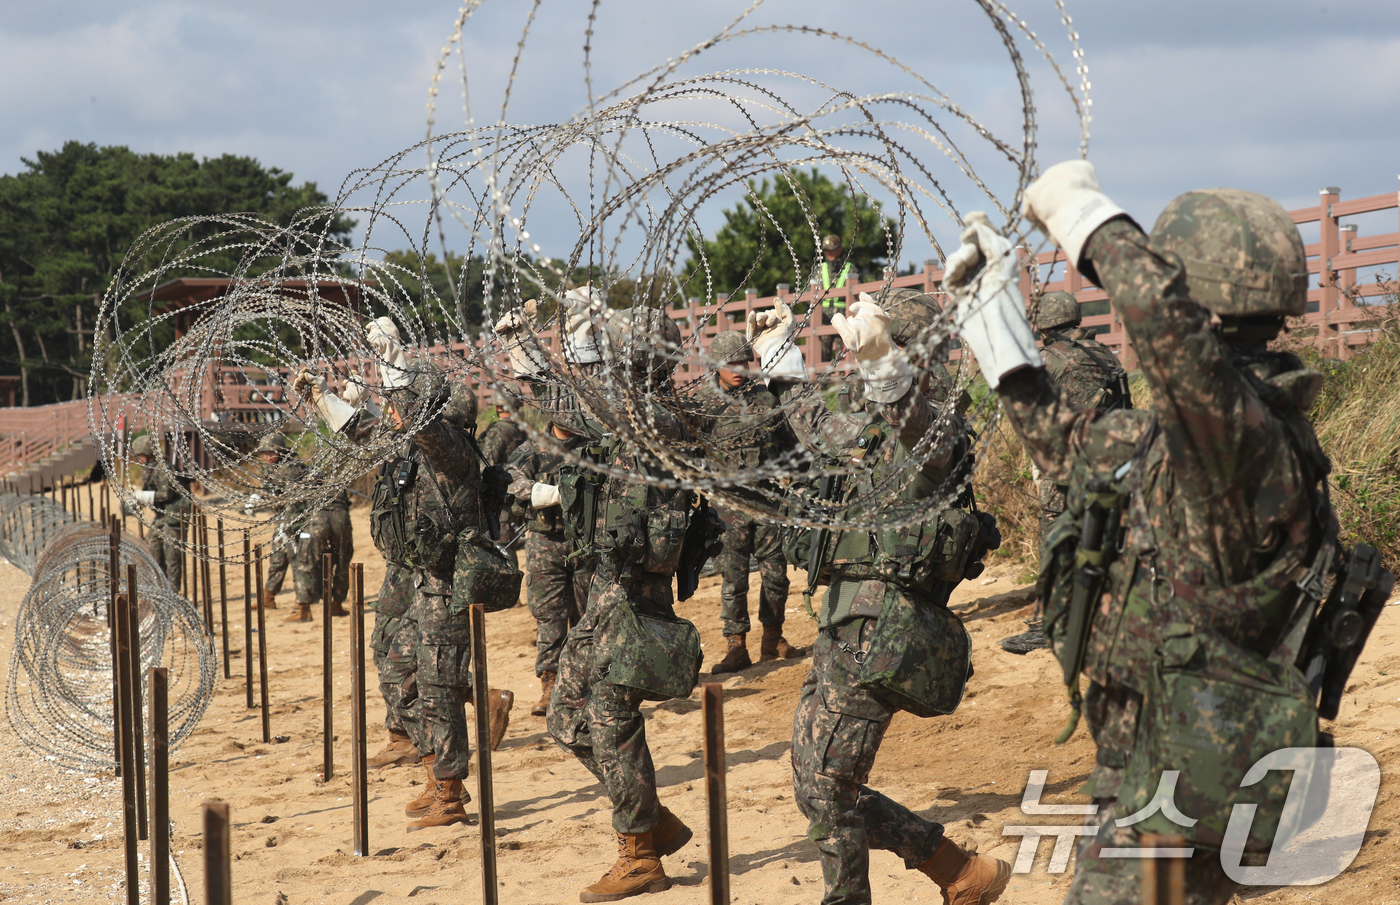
left=369, top=448, right=472, bottom=577
left=1042, top=331, right=1132, bottom=411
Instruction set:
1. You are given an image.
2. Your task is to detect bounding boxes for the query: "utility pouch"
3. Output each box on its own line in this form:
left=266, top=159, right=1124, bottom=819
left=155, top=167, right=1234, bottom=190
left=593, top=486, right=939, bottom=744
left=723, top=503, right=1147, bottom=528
left=922, top=508, right=981, bottom=583
left=559, top=468, right=603, bottom=558
left=601, top=482, right=690, bottom=577
left=449, top=537, right=523, bottom=616
left=857, top=588, right=973, bottom=718
left=608, top=605, right=704, bottom=701
left=1118, top=626, right=1322, bottom=851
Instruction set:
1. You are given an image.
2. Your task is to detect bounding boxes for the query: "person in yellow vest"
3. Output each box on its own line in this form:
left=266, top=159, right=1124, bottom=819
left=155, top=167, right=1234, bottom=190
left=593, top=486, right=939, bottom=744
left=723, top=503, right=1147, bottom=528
left=819, top=234, right=853, bottom=361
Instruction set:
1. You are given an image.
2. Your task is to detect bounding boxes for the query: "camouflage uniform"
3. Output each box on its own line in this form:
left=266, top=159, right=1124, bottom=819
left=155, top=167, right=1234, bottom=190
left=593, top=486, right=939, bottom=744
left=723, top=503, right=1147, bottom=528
left=506, top=436, right=595, bottom=677
left=260, top=459, right=352, bottom=605
left=371, top=563, right=414, bottom=734
left=997, top=215, right=1331, bottom=903
left=140, top=465, right=192, bottom=589
left=775, top=376, right=973, bottom=905
left=478, top=415, right=527, bottom=564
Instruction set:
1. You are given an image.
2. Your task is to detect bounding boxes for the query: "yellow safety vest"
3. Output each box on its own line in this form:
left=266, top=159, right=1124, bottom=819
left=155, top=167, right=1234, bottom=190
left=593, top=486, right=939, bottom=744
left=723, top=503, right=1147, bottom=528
left=820, top=261, right=852, bottom=311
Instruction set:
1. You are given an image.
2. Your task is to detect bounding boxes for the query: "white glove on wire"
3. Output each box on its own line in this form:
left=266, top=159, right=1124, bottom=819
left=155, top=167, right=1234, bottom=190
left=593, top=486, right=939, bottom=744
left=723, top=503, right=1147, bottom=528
left=831, top=296, right=913, bottom=404
left=562, top=285, right=607, bottom=364
left=1020, top=160, right=1128, bottom=274
left=494, top=308, right=550, bottom=377
left=342, top=380, right=383, bottom=420
left=365, top=316, right=412, bottom=390
left=244, top=493, right=262, bottom=515
left=531, top=482, right=561, bottom=509
left=294, top=369, right=358, bottom=433
left=746, top=299, right=806, bottom=382
left=944, top=212, right=1041, bottom=390
left=133, top=490, right=156, bottom=507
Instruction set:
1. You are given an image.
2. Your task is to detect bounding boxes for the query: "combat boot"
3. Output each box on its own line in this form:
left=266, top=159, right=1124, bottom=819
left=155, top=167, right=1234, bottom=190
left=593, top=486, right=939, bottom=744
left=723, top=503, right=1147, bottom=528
left=283, top=603, right=313, bottom=623
left=999, top=619, right=1049, bottom=655
left=405, top=754, right=438, bottom=817
left=368, top=729, right=420, bottom=769
left=259, top=589, right=278, bottom=610
left=327, top=598, right=349, bottom=618
left=916, top=838, right=1011, bottom=905
left=406, top=777, right=469, bottom=832
left=489, top=688, right=514, bottom=750
left=531, top=672, right=556, bottom=717
left=709, top=634, right=750, bottom=675
left=579, top=831, right=670, bottom=902
left=653, top=805, right=693, bottom=857
left=758, top=624, right=800, bottom=661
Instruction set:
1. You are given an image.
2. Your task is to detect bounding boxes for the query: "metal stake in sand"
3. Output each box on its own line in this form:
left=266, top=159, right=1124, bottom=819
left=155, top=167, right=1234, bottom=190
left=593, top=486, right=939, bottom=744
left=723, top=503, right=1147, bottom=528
left=202, top=801, right=232, bottom=905
left=470, top=603, right=499, bottom=905
left=1140, top=834, right=1187, bottom=905
left=322, top=551, right=334, bottom=782
left=150, top=666, right=171, bottom=905
left=243, top=530, right=253, bottom=709
left=702, top=683, right=731, bottom=905
left=201, top=513, right=215, bottom=634
left=127, top=563, right=148, bottom=841
left=217, top=518, right=230, bottom=679
left=350, top=563, right=369, bottom=856
left=115, top=592, right=140, bottom=905
left=255, top=549, right=270, bottom=743
left=109, top=518, right=123, bottom=771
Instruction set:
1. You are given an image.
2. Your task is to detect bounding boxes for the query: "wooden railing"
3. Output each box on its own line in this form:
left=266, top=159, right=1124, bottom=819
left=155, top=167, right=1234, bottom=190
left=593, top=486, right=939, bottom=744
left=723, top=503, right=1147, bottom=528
left=0, top=399, right=97, bottom=477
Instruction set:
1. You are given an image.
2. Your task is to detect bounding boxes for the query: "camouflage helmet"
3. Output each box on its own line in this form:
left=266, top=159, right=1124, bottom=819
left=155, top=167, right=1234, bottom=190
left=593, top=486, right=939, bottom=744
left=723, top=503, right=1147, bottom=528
left=255, top=432, right=289, bottom=455
left=709, top=331, right=753, bottom=365
left=822, top=234, right=843, bottom=253
left=879, top=288, right=942, bottom=346
left=1148, top=188, right=1308, bottom=317
left=130, top=434, right=157, bottom=458
left=605, top=306, right=683, bottom=372
left=439, top=381, right=479, bottom=431
left=1032, top=291, right=1081, bottom=331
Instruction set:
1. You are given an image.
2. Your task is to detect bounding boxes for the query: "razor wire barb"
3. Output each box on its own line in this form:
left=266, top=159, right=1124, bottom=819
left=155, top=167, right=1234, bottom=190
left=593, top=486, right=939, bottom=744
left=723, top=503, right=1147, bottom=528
left=89, top=0, right=1090, bottom=552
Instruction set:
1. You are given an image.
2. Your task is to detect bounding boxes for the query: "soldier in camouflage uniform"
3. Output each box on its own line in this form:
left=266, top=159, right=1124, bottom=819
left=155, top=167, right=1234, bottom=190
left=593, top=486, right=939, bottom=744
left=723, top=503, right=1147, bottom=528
left=703, top=330, right=800, bottom=674
left=748, top=290, right=1011, bottom=905
left=495, top=293, right=696, bottom=902
left=478, top=398, right=528, bottom=567
left=129, top=434, right=192, bottom=589
left=951, top=162, right=1337, bottom=904
left=505, top=424, right=596, bottom=716
left=366, top=562, right=421, bottom=768
left=295, top=317, right=515, bottom=831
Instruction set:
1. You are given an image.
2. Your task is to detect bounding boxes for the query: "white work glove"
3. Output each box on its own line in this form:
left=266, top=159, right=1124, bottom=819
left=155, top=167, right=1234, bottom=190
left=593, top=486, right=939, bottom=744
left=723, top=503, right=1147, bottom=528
left=562, top=284, right=606, bottom=364
left=342, top=381, right=383, bottom=420
left=122, top=498, right=139, bottom=515
left=831, top=296, right=913, bottom=404
left=493, top=308, right=550, bottom=377
left=746, top=299, right=806, bottom=382
left=244, top=493, right=262, bottom=515
left=133, top=490, right=156, bottom=507
left=530, top=482, right=561, bottom=509
left=1021, top=160, right=1128, bottom=273
left=365, top=316, right=412, bottom=390
left=294, top=369, right=358, bottom=432
left=944, top=212, right=1041, bottom=390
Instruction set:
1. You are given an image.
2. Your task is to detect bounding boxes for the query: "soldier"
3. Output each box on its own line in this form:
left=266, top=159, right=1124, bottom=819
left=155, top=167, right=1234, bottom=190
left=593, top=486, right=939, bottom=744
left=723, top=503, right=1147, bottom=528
left=495, top=291, right=697, bottom=902
left=748, top=291, right=1011, bottom=905
left=128, top=434, right=192, bottom=588
left=366, top=562, right=421, bottom=769
left=294, top=318, right=515, bottom=831
left=478, top=396, right=528, bottom=567
left=1002, top=292, right=1132, bottom=654
left=703, top=330, right=800, bottom=674
left=949, top=161, right=1338, bottom=903
left=505, top=422, right=596, bottom=717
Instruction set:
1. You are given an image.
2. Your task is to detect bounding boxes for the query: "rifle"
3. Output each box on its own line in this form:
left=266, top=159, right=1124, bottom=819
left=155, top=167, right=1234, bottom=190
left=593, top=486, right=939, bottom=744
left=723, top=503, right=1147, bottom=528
left=1298, top=543, right=1393, bottom=720
left=677, top=495, right=724, bottom=602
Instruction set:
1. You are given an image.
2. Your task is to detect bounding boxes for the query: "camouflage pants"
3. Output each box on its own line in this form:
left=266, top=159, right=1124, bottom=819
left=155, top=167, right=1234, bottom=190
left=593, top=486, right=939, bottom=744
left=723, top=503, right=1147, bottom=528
left=547, top=567, right=671, bottom=835
left=145, top=518, right=186, bottom=590
left=791, top=617, right=946, bottom=905
left=392, top=569, right=473, bottom=780
left=264, top=538, right=293, bottom=595
left=371, top=565, right=414, bottom=735
left=293, top=506, right=353, bottom=605
left=717, top=513, right=790, bottom=637
left=525, top=531, right=592, bottom=676
left=1038, top=478, right=1068, bottom=538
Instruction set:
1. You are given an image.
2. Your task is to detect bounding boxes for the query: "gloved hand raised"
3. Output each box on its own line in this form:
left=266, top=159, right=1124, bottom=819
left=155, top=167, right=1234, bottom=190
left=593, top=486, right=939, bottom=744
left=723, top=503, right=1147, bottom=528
left=494, top=306, right=550, bottom=376
left=365, top=316, right=411, bottom=390
left=562, top=284, right=606, bottom=364
left=944, top=212, right=1040, bottom=390
left=342, top=380, right=382, bottom=420
left=294, top=369, right=357, bottom=433
left=832, top=295, right=913, bottom=403
left=1021, top=160, right=1128, bottom=274
left=746, top=299, right=805, bottom=382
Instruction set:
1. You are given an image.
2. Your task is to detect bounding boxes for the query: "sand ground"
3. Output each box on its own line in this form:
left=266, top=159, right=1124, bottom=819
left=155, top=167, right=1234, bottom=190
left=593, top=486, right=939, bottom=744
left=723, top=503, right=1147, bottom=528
left=0, top=502, right=1396, bottom=904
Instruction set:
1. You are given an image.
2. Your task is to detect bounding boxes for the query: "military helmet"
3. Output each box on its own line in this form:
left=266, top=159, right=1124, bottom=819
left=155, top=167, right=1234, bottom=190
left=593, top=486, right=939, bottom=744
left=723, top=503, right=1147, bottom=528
left=438, top=382, right=479, bottom=431
left=822, top=234, right=842, bottom=253
left=130, top=434, right=156, bottom=458
left=605, top=306, right=683, bottom=372
left=879, top=288, right=942, bottom=346
left=255, top=432, right=289, bottom=454
left=1032, top=291, right=1081, bottom=331
left=1148, top=188, right=1308, bottom=317
left=709, top=331, right=753, bottom=365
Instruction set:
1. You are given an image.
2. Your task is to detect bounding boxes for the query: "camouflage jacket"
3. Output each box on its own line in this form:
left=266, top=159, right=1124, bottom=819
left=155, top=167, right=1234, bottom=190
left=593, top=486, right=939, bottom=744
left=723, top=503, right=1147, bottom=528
left=478, top=418, right=527, bottom=467
left=506, top=434, right=592, bottom=537
left=1039, top=330, right=1129, bottom=410
left=998, top=219, right=1332, bottom=690
left=265, top=459, right=351, bottom=523
left=699, top=378, right=798, bottom=503
left=141, top=465, right=193, bottom=527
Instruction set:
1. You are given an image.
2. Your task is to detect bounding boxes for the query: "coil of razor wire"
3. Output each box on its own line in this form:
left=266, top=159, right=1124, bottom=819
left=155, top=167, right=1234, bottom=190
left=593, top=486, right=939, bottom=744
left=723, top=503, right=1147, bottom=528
left=3, top=494, right=216, bottom=772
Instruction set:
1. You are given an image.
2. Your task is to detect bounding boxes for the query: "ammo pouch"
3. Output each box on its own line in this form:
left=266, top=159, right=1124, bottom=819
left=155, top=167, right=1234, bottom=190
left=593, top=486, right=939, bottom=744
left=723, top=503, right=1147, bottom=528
left=1118, top=626, right=1323, bottom=851
left=891, top=507, right=982, bottom=584
left=449, top=536, right=524, bottom=616
left=369, top=458, right=415, bottom=568
left=608, top=605, right=704, bottom=701
left=558, top=465, right=604, bottom=557
left=856, top=587, right=973, bottom=717
left=600, top=482, right=691, bottom=577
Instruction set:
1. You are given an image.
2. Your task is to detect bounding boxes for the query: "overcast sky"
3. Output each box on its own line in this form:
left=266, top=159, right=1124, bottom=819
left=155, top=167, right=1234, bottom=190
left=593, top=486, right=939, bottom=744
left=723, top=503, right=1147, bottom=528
left=4, top=0, right=1398, bottom=270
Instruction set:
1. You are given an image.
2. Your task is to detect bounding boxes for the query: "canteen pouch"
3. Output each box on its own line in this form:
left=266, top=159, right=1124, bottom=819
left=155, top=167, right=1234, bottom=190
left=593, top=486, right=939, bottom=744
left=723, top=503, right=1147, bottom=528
left=857, top=588, right=973, bottom=718
left=449, top=537, right=524, bottom=616
left=608, top=605, right=704, bottom=702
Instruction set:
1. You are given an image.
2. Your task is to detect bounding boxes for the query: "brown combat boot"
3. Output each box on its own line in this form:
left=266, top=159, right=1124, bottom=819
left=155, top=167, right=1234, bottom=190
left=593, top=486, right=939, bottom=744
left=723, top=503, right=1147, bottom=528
left=327, top=599, right=349, bottom=617
left=259, top=589, right=278, bottom=610
left=709, top=634, right=751, bottom=675
left=653, top=805, right=693, bottom=857
left=406, top=777, right=470, bottom=832
left=405, top=754, right=438, bottom=817
left=283, top=603, right=313, bottom=623
left=531, top=672, right=556, bottom=717
left=916, top=837, right=1012, bottom=905
left=489, top=688, right=514, bottom=750
left=579, top=831, right=670, bottom=902
left=368, top=729, right=420, bottom=770
left=758, top=624, right=801, bottom=662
